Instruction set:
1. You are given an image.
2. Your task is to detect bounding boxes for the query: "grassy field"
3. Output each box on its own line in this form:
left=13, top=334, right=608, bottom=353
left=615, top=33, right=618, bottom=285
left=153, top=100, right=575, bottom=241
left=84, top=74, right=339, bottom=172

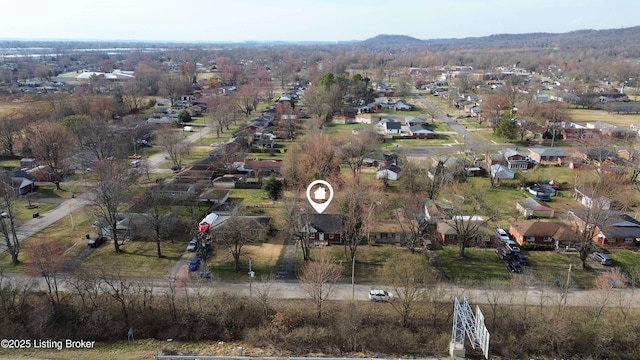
left=205, top=242, right=282, bottom=280
left=78, top=240, right=186, bottom=277
left=525, top=251, right=595, bottom=288
left=569, top=108, right=640, bottom=127
left=437, top=247, right=512, bottom=284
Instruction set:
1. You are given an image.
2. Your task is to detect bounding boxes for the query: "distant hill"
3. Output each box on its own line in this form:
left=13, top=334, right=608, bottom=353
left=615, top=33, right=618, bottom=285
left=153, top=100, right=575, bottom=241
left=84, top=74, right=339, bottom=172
left=358, top=34, right=425, bottom=46
left=350, top=26, right=640, bottom=57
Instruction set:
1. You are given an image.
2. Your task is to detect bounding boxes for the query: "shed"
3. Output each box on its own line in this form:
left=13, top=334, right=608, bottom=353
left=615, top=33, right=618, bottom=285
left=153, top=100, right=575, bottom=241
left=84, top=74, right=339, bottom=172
left=516, top=197, right=554, bottom=219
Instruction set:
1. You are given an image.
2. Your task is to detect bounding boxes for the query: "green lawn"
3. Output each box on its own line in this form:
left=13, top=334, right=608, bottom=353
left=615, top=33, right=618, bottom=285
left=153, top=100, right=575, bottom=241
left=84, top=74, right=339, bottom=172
left=78, top=240, right=186, bottom=277
left=393, top=134, right=462, bottom=146
left=525, top=251, right=596, bottom=288
left=437, top=247, right=512, bottom=284
left=205, top=242, right=282, bottom=280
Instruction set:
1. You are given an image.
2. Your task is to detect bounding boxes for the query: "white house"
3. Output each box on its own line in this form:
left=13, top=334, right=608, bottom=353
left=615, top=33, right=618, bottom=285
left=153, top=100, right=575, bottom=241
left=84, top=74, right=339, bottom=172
left=376, top=165, right=402, bottom=181
left=382, top=121, right=402, bottom=134
left=490, top=164, right=515, bottom=179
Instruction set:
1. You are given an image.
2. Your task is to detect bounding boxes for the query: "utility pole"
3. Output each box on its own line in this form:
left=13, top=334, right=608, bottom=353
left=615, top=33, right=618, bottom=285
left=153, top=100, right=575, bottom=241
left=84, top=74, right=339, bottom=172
left=248, top=257, right=255, bottom=297
left=351, top=254, right=355, bottom=301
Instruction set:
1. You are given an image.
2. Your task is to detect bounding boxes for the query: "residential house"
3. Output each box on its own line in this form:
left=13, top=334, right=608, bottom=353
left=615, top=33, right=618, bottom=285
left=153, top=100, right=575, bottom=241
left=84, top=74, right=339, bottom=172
left=409, top=124, right=437, bottom=139
left=574, top=187, right=611, bottom=210
left=569, top=210, right=640, bottom=248
left=534, top=94, right=549, bottom=103
left=255, top=139, right=275, bottom=149
left=528, top=147, right=566, bottom=166
left=561, top=127, right=601, bottom=140
left=355, top=113, right=377, bottom=124
left=436, top=219, right=495, bottom=246
left=509, top=221, right=573, bottom=247
left=424, top=199, right=446, bottom=224
left=393, top=100, right=412, bottom=111
left=95, top=212, right=177, bottom=241
left=211, top=175, right=239, bottom=189
left=208, top=215, right=271, bottom=243
left=376, top=165, right=402, bottom=180
left=404, top=116, right=426, bottom=126
left=0, top=170, right=35, bottom=196
left=198, top=189, right=230, bottom=208
left=153, top=183, right=199, bottom=202
left=236, top=159, right=282, bottom=176
left=502, top=149, right=529, bottom=170
left=382, top=121, right=402, bottom=134
left=368, top=217, right=412, bottom=245
left=431, top=156, right=482, bottom=178
left=490, top=164, right=515, bottom=179
left=516, top=197, right=554, bottom=219
left=363, top=152, right=397, bottom=168
left=300, top=214, right=343, bottom=245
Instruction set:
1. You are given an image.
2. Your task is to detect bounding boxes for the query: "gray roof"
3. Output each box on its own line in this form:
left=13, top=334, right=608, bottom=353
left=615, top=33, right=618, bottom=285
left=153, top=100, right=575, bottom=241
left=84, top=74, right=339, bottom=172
left=528, top=147, right=565, bottom=157
left=409, top=124, right=435, bottom=133
left=301, top=214, right=343, bottom=233
left=571, top=210, right=640, bottom=239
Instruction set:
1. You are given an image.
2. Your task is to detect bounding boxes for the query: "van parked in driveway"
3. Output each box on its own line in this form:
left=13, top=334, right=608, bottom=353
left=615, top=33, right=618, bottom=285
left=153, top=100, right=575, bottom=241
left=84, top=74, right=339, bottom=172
left=593, top=252, right=613, bottom=266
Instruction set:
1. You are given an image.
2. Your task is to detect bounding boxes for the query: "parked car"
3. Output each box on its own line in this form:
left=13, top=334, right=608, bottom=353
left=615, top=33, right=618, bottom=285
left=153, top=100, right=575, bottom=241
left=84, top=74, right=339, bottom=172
left=128, top=154, right=142, bottom=159
left=171, top=165, right=182, bottom=172
left=593, top=252, right=613, bottom=266
left=130, top=160, right=141, bottom=168
left=512, top=252, right=528, bottom=266
left=186, top=238, right=197, bottom=252
left=496, top=246, right=512, bottom=260
left=506, top=260, right=523, bottom=273
left=188, top=257, right=202, bottom=271
left=88, top=236, right=106, bottom=248
left=504, top=240, right=521, bottom=253
left=369, top=290, right=393, bottom=302
left=495, top=227, right=510, bottom=241
left=183, top=126, right=194, bottom=132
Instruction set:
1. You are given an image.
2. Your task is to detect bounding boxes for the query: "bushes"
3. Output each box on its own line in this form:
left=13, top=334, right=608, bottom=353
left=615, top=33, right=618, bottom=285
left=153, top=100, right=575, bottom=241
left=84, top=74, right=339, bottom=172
left=520, top=243, right=555, bottom=251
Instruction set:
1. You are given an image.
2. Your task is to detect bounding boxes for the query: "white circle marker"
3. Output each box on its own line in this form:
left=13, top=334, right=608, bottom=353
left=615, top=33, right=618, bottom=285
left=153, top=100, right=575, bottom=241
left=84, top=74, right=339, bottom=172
left=306, top=180, right=334, bottom=214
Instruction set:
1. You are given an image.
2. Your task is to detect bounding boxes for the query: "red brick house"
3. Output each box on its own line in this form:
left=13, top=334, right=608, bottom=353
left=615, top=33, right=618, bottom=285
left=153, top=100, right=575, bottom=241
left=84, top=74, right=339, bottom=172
left=509, top=221, right=574, bottom=247
left=436, top=218, right=495, bottom=247
left=528, top=147, right=566, bottom=166
left=300, top=214, right=343, bottom=245
left=569, top=210, right=640, bottom=248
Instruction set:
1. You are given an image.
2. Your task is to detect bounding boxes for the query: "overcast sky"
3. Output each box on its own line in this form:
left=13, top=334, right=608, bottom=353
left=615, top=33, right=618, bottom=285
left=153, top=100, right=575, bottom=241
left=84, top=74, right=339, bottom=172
left=2, top=0, right=639, bottom=43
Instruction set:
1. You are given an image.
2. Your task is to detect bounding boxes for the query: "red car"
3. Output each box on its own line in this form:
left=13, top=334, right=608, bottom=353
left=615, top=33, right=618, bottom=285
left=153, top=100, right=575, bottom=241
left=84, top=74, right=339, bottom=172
left=128, top=154, right=142, bottom=160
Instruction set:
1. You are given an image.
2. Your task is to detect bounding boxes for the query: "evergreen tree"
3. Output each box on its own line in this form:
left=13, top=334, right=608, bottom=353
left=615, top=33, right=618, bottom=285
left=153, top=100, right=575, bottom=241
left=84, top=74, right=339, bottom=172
left=262, top=175, right=283, bottom=200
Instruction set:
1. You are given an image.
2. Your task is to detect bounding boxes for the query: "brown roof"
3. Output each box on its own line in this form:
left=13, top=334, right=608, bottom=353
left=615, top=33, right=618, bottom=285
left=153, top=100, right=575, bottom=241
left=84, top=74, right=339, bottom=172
left=243, top=159, right=282, bottom=169
left=510, top=221, right=573, bottom=241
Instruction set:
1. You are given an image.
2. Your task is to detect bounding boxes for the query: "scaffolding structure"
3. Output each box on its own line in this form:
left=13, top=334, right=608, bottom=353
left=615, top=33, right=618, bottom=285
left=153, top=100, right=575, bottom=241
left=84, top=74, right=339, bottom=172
left=450, top=297, right=490, bottom=359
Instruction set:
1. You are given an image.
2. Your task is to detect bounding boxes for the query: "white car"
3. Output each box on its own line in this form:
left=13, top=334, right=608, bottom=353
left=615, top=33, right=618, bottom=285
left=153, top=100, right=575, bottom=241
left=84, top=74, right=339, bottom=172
left=369, top=290, right=393, bottom=302
left=495, top=227, right=510, bottom=241
left=505, top=240, right=521, bottom=253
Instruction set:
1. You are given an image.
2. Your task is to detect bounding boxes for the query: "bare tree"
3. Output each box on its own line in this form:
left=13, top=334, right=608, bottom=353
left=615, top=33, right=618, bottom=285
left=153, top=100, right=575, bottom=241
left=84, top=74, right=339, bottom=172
left=92, top=160, right=135, bottom=253
left=141, top=189, right=173, bottom=258
left=439, top=183, right=493, bottom=258
left=0, top=269, right=32, bottom=318
left=23, top=120, right=76, bottom=190
left=340, top=181, right=380, bottom=263
left=378, top=252, right=430, bottom=327
left=298, top=250, right=342, bottom=319
left=25, top=238, right=67, bottom=306
left=569, top=171, right=621, bottom=269
left=156, top=126, right=188, bottom=167
left=206, top=95, right=235, bottom=138
left=338, top=130, right=381, bottom=184
left=0, top=111, right=22, bottom=156
left=211, top=210, right=251, bottom=271
left=0, top=190, right=20, bottom=265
